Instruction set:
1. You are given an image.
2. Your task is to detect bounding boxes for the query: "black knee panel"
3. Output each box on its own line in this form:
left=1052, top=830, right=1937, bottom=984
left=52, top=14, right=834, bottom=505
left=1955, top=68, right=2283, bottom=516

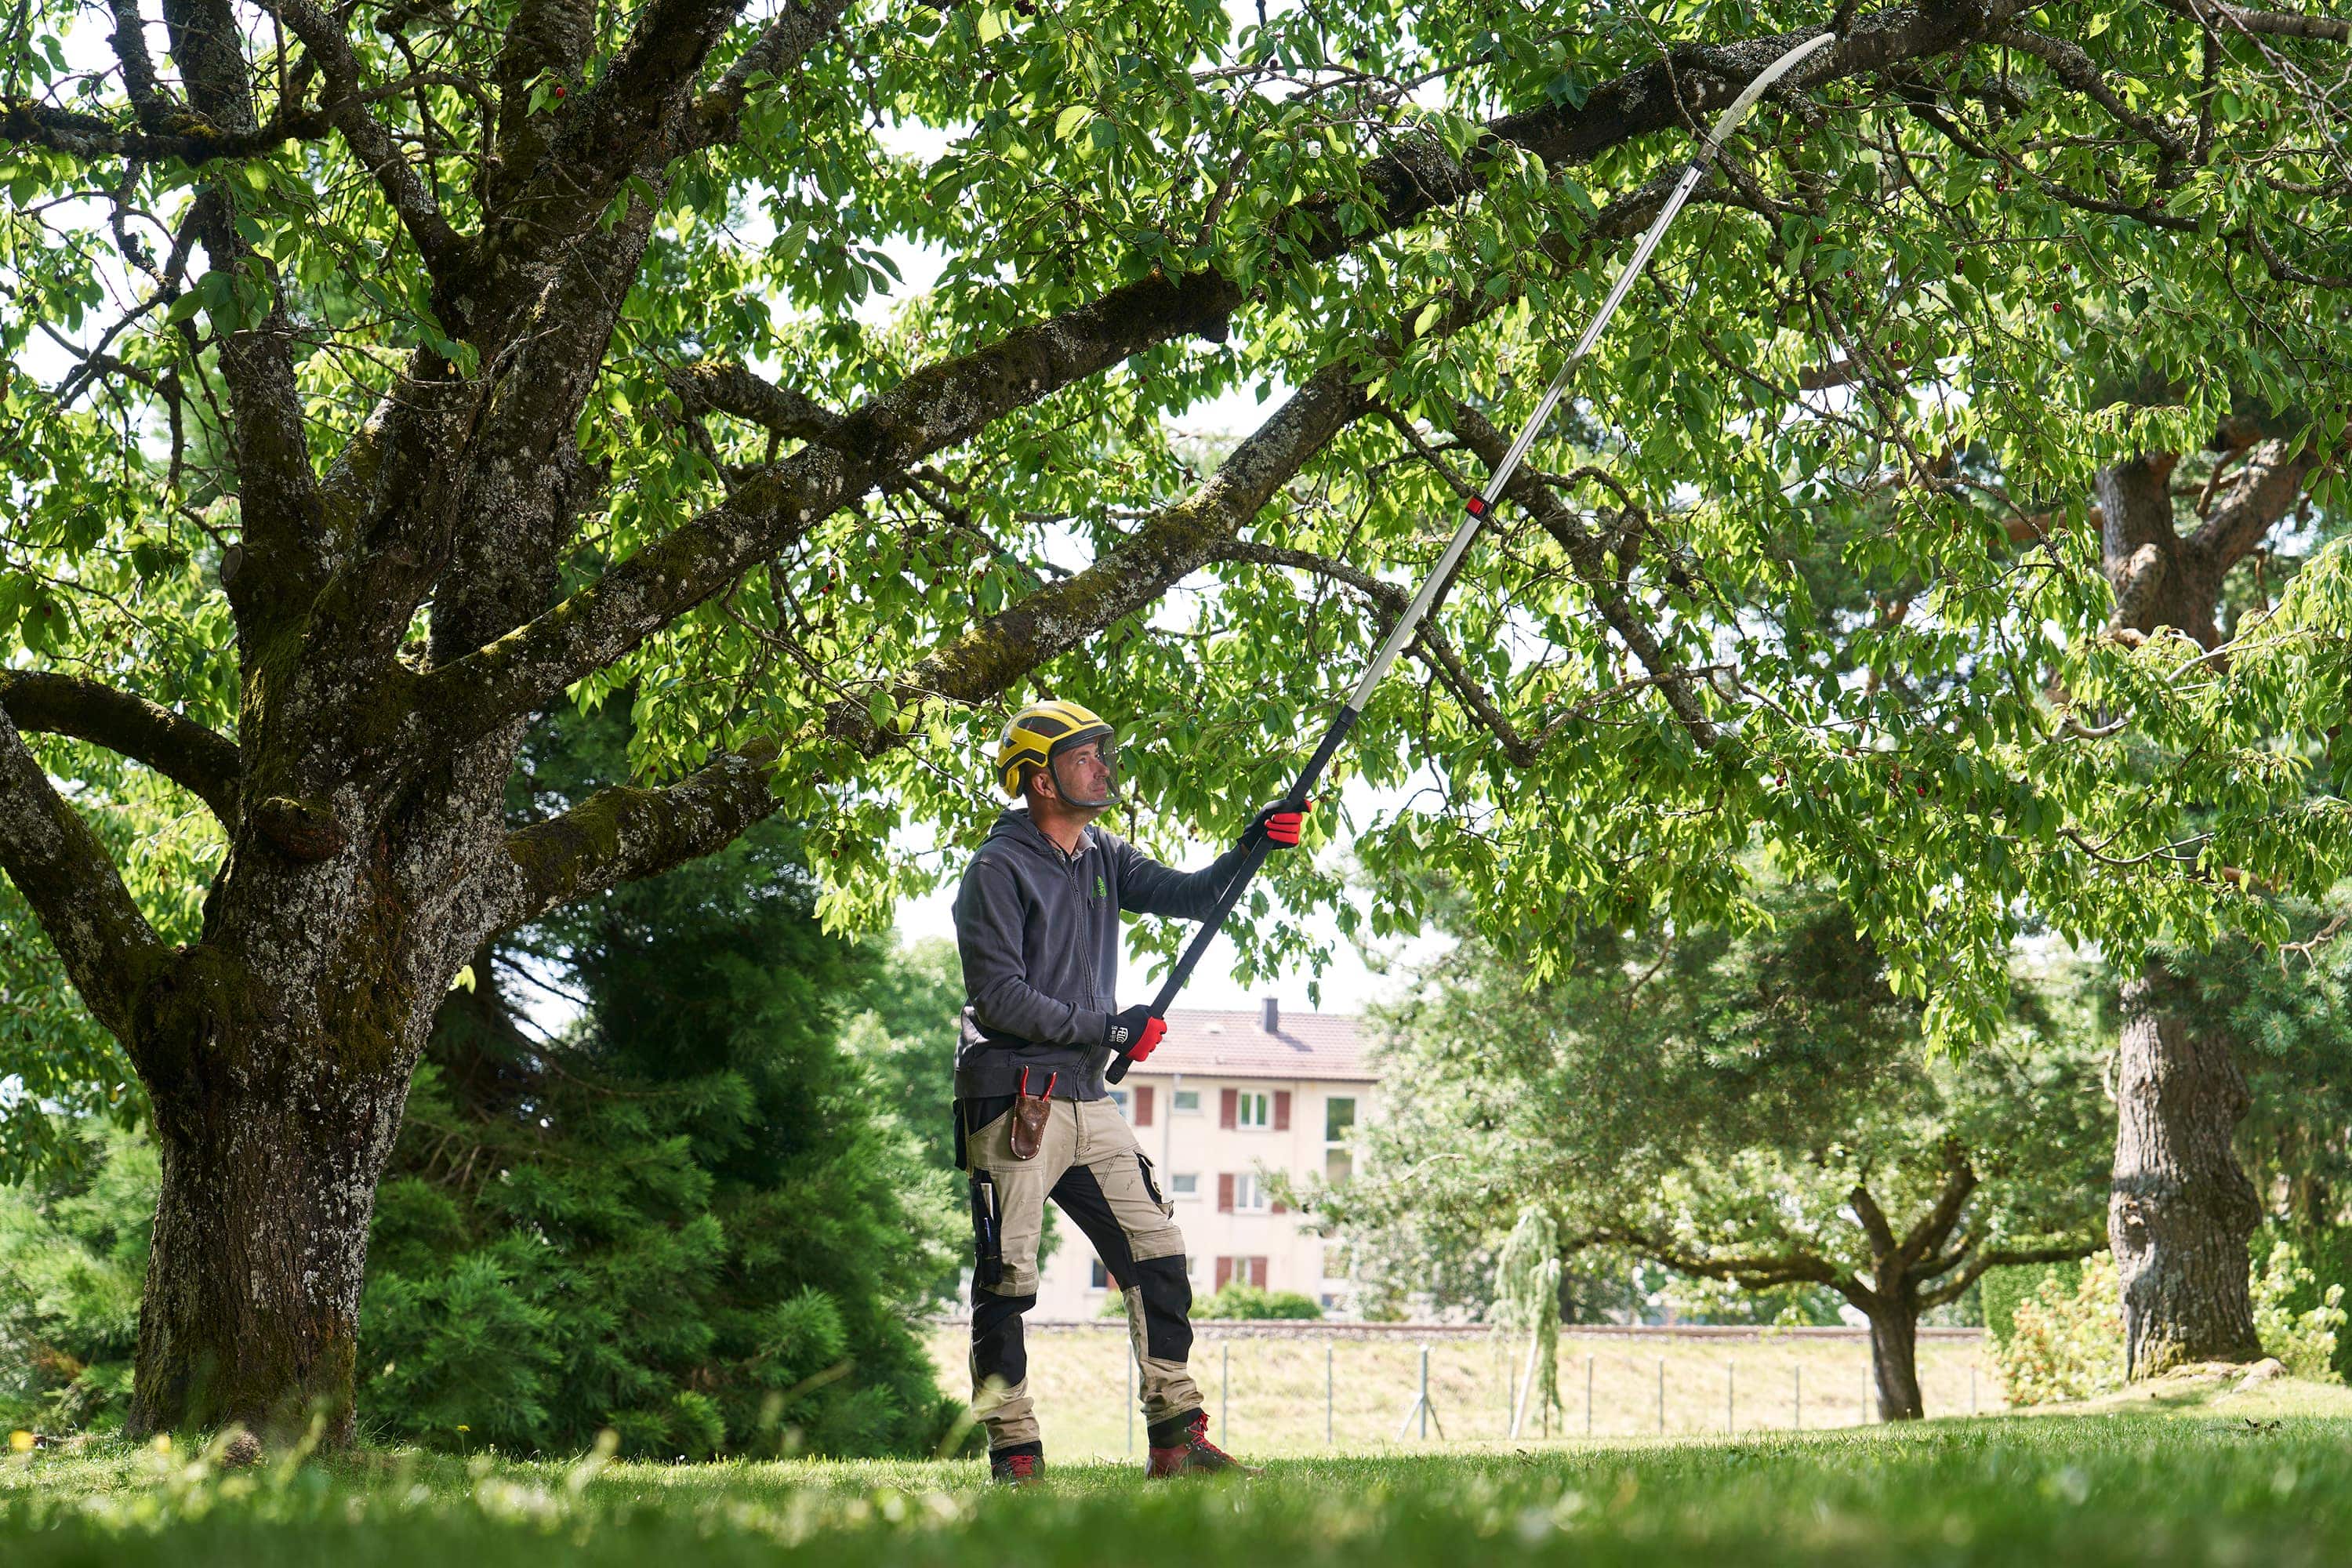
left=1131, top=1254, right=1193, bottom=1363
left=971, top=1290, right=1036, bottom=1388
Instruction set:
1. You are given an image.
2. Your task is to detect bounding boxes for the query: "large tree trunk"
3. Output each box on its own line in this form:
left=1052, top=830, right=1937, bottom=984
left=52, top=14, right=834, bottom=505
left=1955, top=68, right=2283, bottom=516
left=2092, top=448, right=2281, bottom=1380
left=127, top=1050, right=416, bottom=1442
left=2107, top=967, right=2263, bottom=1376
left=1864, top=1304, right=1925, bottom=1421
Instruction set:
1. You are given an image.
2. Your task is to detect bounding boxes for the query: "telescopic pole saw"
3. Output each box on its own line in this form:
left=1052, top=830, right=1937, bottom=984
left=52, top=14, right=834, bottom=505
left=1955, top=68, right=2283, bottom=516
left=1110, top=30, right=1835, bottom=1083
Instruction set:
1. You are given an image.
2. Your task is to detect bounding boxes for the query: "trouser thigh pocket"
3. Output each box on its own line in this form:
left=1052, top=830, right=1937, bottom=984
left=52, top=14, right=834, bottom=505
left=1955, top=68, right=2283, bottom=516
left=1136, top=1152, right=1173, bottom=1218
left=969, top=1170, right=1004, bottom=1287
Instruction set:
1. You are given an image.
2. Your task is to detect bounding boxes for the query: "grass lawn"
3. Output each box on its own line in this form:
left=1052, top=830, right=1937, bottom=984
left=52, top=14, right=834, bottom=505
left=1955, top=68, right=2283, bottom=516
left=4, top=1376, right=2348, bottom=1566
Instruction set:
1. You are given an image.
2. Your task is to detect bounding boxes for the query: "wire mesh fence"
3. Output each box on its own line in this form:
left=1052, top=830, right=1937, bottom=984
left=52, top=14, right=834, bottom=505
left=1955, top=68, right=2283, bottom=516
left=928, top=1324, right=2002, bottom=1459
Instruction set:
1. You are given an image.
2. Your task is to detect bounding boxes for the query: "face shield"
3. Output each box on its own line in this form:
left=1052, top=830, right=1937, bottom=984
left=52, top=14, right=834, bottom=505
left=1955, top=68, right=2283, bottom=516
left=1045, top=731, right=1120, bottom=810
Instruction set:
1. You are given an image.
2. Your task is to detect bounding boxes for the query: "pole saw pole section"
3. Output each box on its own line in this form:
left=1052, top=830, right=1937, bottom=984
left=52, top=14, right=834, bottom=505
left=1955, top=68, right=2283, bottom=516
left=1110, top=31, right=1836, bottom=1082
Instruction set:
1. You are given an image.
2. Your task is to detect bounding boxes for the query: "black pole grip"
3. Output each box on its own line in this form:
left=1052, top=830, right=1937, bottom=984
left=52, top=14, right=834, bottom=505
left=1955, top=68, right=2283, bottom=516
left=1105, top=704, right=1360, bottom=1085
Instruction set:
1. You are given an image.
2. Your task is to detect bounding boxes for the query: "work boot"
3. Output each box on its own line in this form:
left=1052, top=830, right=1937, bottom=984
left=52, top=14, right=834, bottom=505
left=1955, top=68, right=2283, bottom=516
left=989, top=1444, right=1044, bottom=1486
left=1145, top=1410, right=1259, bottom=1478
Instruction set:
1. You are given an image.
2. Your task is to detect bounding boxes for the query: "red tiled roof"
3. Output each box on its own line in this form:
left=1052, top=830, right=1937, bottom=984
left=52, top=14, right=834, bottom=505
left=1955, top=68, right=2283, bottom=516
left=1126, top=1005, right=1376, bottom=1083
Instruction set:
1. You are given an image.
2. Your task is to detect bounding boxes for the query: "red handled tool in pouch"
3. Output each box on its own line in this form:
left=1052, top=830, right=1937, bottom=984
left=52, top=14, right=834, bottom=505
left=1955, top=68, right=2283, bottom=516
left=1107, top=32, right=1840, bottom=1087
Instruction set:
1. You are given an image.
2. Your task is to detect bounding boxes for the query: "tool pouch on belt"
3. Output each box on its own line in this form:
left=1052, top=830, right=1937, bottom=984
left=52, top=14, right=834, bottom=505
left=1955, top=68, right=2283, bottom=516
left=1009, top=1068, right=1057, bottom=1161
left=967, top=1170, right=1002, bottom=1288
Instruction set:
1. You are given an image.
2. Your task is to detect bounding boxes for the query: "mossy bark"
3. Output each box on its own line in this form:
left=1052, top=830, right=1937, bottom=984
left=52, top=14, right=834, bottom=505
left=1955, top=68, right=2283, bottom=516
left=125, top=1033, right=415, bottom=1443
left=2107, top=967, right=2263, bottom=1377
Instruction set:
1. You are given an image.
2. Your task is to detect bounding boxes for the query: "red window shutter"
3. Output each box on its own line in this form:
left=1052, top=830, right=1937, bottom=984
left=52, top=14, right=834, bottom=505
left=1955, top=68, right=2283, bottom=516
left=1220, top=1088, right=1238, bottom=1129
left=1218, top=1174, right=1235, bottom=1212
left=1273, top=1198, right=1289, bottom=1215
left=1273, top=1091, right=1292, bottom=1131
left=1215, top=1257, right=1233, bottom=1290
left=1250, top=1258, right=1268, bottom=1289
left=1134, top=1086, right=1153, bottom=1126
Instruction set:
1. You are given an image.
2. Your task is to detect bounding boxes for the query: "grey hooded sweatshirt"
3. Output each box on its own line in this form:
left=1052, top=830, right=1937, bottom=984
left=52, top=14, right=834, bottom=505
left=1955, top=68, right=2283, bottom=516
left=953, top=807, right=1247, bottom=1102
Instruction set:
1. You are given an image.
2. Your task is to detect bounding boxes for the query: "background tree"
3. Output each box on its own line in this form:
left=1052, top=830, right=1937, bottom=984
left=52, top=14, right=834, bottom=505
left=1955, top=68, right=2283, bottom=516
left=1318, top=883, right=2112, bottom=1420
left=361, top=700, right=959, bottom=1457
left=4, top=1, right=2351, bottom=1441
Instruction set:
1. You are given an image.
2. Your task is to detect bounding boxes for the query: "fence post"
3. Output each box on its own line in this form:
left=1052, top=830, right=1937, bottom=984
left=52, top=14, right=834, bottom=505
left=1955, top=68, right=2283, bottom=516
left=1419, top=1345, right=1430, bottom=1441
left=1657, top=1357, right=1665, bottom=1435
left=1221, top=1341, right=1231, bottom=1440
left=1585, top=1353, right=1595, bottom=1438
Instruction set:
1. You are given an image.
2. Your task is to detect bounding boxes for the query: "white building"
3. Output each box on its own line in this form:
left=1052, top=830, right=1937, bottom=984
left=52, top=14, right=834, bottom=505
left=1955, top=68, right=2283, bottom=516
left=1033, top=1000, right=1378, bottom=1318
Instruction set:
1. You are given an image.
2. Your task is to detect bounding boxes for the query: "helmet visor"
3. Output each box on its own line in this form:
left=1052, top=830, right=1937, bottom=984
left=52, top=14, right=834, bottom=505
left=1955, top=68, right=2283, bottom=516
left=1046, top=730, right=1119, bottom=808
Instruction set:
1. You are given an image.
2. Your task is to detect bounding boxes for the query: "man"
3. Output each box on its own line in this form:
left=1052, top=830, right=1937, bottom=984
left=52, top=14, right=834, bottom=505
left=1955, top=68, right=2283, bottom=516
left=953, top=697, right=1305, bottom=1484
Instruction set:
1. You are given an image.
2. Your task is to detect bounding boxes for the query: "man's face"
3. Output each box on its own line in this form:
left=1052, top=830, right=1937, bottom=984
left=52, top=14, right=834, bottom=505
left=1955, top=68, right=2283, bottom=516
left=1045, top=738, right=1116, bottom=810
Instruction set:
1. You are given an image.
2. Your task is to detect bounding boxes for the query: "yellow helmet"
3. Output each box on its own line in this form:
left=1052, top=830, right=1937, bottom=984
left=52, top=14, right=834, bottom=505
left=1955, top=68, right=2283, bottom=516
left=996, top=698, right=1116, bottom=798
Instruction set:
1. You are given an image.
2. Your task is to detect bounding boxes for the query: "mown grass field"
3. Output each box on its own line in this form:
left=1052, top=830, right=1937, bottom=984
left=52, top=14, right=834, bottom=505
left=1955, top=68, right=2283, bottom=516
left=5, top=1377, right=2347, bottom=1567
left=920, top=1324, right=2002, bottom=1457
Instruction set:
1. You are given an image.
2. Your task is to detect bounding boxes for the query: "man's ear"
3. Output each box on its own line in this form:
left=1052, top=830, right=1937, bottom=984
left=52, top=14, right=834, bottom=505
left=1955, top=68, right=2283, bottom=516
left=1025, top=764, right=1055, bottom=805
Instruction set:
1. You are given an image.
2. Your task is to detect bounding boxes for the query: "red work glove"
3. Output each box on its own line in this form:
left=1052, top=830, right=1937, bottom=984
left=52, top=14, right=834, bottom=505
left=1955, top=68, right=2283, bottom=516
left=1239, top=800, right=1311, bottom=852
left=1105, top=1004, right=1167, bottom=1062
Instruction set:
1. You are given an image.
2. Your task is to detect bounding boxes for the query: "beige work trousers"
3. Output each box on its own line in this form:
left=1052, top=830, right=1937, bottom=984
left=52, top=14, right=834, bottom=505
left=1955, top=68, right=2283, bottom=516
left=964, top=1096, right=1202, bottom=1451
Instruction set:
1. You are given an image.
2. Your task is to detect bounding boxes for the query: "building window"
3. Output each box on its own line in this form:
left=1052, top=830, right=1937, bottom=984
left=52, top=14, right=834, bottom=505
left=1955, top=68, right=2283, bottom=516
left=1233, top=1172, right=1268, bottom=1212
left=1090, top=1259, right=1110, bottom=1290
left=1171, top=1172, right=1199, bottom=1199
left=1324, top=1095, right=1357, bottom=1183
left=1108, top=1088, right=1129, bottom=1113
left=1325, top=1097, right=1356, bottom=1140
left=1214, top=1256, right=1269, bottom=1290
left=1236, top=1091, right=1271, bottom=1129
left=1173, top=1088, right=1202, bottom=1113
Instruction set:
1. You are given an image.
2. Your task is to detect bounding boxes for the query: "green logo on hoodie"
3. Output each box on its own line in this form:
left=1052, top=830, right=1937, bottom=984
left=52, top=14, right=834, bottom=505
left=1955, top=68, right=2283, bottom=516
left=1095, top=874, right=1106, bottom=899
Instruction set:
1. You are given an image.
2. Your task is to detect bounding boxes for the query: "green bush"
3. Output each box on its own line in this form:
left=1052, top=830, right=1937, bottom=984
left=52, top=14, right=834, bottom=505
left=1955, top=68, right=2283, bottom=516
left=0, top=1123, right=152, bottom=1432
left=2253, top=1224, right=2352, bottom=1382
left=1195, top=1284, right=1323, bottom=1320
left=347, top=700, right=961, bottom=1460
left=1983, top=1258, right=2082, bottom=1350
left=1992, top=1251, right=2122, bottom=1406
left=1991, top=1237, right=2347, bottom=1406
left=2252, top=1239, right=2347, bottom=1381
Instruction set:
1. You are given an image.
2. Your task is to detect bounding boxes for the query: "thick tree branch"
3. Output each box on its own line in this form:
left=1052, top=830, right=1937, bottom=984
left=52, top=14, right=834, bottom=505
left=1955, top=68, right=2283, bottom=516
left=488, top=0, right=753, bottom=250
left=418, top=2, right=2097, bottom=762
left=2187, top=437, right=2318, bottom=568
left=2155, top=0, right=2352, bottom=44
left=1584, top=1225, right=1846, bottom=1292
left=0, top=702, right=172, bottom=1046
left=822, top=360, right=1374, bottom=744
left=1997, top=25, right=2190, bottom=162
left=261, top=0, right=469, bottom=281
left=494, top=735, right=785, bottom=928
left=1915, top=1240, right=2104, bottom=1308
left=1849, top=1183, right=1900, bottom=1259
left=1894, top=1149, right=1978, bottom=1270
left=690, top=0, right=857, bottom=148
left=480, top=359, right=1374, bottom=927
left=158, top=0, right=332, bottom=633
left=107, top=0, right=175, bottom=132
left=0, top=672, right=241, bottom=829
left=0, top=97, right=332, bottom=162
left=668, top=359, right=844, bottom=443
